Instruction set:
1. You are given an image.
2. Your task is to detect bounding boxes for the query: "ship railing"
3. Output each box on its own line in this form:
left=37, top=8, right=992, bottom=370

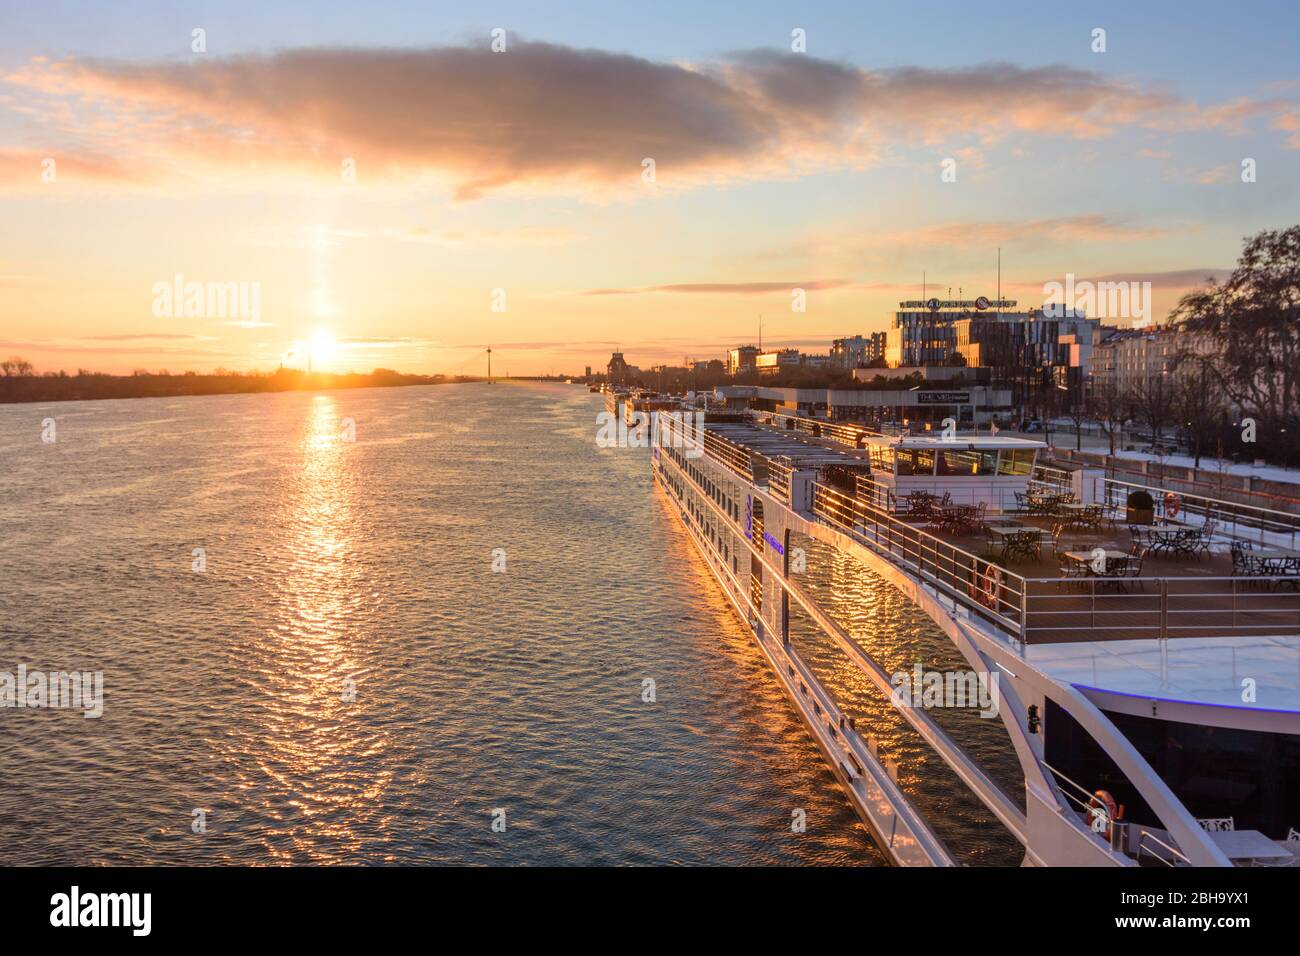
left=701, top=431, right=755, bottom=482
left=1041, top=761, right=1129, bottom=854
left=1032, top=462, right=1074, bottom=493
left=1040, top=765, right=1193, bottom=865
left=768, top=457, right=794, bottom=504
left=656, top=412, right=754, bottom=482
left=811, top=481, right=1029, bottom=642
left=849, top=470, right=1057, bottom=515
left=1040, top=762, right=1194, bottom=863
left=1102, top=476, right=1300, bottom=549
left=1135, top=829, right=1192, bottom=867
left=756, top=410, right=888, bottom=447
left=1021, top=575, right=1300, bottom=645
left=1135, top=829, right=1193, bottom=867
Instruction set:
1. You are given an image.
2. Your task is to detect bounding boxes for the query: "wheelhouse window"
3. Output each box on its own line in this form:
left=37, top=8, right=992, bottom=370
left=937, top=448, right=997, bottom=476
left=997, top=448, right=1035, bottom=476
left=867, top=444, right=892, bottom=472
left=896, top=447, right=935, bottom=476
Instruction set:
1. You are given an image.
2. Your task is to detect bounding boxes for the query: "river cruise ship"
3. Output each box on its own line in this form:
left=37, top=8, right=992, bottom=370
left=648, top=401, right=1300, bottom=866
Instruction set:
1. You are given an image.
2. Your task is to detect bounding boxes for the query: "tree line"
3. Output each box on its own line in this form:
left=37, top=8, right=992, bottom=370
left=1084, top=226, right=1300, bottom=469
left=0, top=366, right=475, bottom=404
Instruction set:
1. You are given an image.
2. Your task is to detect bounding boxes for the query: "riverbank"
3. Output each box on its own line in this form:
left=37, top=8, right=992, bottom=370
left=0, top=367, right=483, bottom=404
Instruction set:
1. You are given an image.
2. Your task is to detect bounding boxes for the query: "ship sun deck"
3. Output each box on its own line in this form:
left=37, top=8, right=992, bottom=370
left=667, top=412, right=1300, bottom=674
left=654, top=405, right=1300, bottom=865
left=1028, top=634, right=1300, bottom=714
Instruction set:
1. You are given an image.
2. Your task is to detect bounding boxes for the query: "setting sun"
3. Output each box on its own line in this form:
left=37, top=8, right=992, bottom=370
left=308, top=330, right=339, bottom=371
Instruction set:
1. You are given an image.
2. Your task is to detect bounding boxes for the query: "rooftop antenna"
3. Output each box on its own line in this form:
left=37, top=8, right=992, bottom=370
left=997, top=247, right=1002, bottom=320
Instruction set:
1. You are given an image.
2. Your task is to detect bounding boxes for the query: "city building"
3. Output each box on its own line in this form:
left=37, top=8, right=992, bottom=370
left=851, top=365, right=987, bottom=385
left=1090, top=325, right=1180, bottom=395
left=880, top=297, right=1096, bottom=414
left=755, top=349, right=802, bottom=376
left=801, top=353, right=832, bottom=371
left=952, top=308, right=1098, bottom=413
left=726, top=345, right=759, bottom=376
left=885, top=299, right=999, bottom=366
left=714, top=383, right=1013, bottom=426
left=830, top=333, right=887, bottom=370
left=606, top=351, right=638, bottom=385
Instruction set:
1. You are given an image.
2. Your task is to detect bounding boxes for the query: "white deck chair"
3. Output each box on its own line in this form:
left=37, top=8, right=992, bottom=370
left=1197, top=817, right=1235, bottom=832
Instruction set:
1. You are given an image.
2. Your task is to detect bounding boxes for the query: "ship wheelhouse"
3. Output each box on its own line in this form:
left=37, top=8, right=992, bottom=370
left=858, top=433, right=1047, bottom=511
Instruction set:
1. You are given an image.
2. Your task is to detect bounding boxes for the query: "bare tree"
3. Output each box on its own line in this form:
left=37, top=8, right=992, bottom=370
left=1171, top=352, right=1223, bottom=470
left=1171, top=226, right=1300, bottom=466
left=1128, top=371, right=1176, bottom=450
left=1, top=357, right=34, bottom=376
left=1062, top=389, right=1087, bottom=451
left=1087, top=379, right=1128, bottom=458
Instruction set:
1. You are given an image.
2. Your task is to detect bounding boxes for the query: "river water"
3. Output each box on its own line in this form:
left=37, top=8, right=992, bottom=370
left=1, top=381, right=915, bottom=865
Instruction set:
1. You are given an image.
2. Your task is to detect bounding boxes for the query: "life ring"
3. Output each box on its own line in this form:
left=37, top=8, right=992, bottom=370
left=983, top=564, right=1003, bottom=610
left=968, top=562, right=1002, bottom=610
left=1086, top=790, right=1124, bottom=840
left=1164, top=492, right=1180, bottom=519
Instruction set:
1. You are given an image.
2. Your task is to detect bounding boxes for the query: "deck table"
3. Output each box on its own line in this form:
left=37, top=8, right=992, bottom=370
left=1207, top=829, right=1295, bottom=863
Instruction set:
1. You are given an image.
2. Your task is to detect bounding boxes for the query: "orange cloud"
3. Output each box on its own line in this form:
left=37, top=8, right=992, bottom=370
left=3, top=44, right=1199, bottom=199
left=0, top=148, right=140, bottom=185
left=1274, top=110, right=1300, bottom=148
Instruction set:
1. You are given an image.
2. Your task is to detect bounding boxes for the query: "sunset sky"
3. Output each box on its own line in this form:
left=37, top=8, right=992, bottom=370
left=2, top=0, right=1299, bottom=376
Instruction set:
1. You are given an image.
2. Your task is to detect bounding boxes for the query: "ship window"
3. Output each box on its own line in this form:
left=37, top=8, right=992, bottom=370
left=867, top=445, right=892, bottom=471
left=938, top=449, right=997, bottom=476
left=896, top=447, right=935, bottom=476
left=997, top=449, right=1035, bottom=476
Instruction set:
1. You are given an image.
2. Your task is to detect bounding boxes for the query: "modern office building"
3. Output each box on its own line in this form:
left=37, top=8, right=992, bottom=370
left=880, top=298, right=1096, bottom=413
left=952, top=309, right=1099, bottom=412
left=884, top=298, right=1007, bottom=366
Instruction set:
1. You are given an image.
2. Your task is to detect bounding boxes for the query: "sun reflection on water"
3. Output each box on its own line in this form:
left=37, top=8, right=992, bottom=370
left=232, top=394, right=390, bottom=861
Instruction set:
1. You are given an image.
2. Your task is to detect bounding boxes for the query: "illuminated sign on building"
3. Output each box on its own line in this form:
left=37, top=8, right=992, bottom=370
left=898, top=299, right=1016, bottom=309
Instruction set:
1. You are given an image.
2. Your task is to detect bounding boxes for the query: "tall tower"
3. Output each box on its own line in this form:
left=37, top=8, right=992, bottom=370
left=487, top=347, right=493, bottom=384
